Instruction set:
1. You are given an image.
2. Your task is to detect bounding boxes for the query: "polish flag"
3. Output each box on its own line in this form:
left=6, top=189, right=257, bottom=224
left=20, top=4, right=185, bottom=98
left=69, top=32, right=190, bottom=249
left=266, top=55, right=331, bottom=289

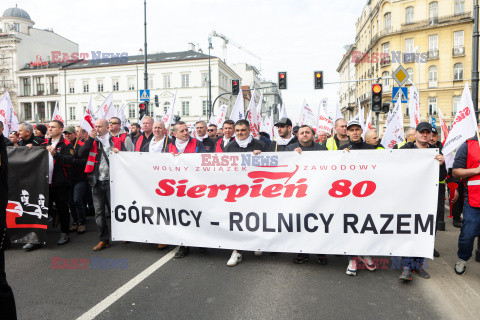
left=79, top=96, right=97, bottom=134
left=51, top=102, right=64, bottom=124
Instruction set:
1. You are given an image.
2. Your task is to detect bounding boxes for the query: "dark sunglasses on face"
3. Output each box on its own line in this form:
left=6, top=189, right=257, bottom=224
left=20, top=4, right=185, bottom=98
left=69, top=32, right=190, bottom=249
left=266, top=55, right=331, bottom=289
left=109, top=122, right=120, bottom=125
left=207, top=129, right=215, bottom=132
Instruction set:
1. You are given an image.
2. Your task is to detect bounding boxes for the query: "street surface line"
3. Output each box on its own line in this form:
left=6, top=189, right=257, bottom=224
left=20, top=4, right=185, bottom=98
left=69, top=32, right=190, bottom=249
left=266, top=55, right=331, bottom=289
left=76, top=246, right=179, bottom=320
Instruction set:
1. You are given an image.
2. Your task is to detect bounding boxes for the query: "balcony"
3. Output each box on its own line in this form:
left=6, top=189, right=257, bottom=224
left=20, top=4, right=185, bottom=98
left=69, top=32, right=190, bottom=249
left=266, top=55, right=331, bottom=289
left=428, top=50, right=439, bottom=60
left=401, top=12, right=472, bottom=31
left=380, top=56, right=391, bottom=67
left=453, top=46, right=465, bottom=56
left=35, top=90, right=44, bottom=96
left=429, top=18, right=438, bottom=25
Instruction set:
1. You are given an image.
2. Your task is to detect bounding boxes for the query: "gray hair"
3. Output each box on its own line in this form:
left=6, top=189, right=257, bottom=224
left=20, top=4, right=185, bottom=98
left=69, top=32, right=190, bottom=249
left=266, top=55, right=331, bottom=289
left=20, top=122, right=33, bottom=134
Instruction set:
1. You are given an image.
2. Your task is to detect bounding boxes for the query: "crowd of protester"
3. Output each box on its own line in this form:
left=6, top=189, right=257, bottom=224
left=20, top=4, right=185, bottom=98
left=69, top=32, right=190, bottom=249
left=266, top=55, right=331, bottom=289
left=0, top=114, right=476, bottom=282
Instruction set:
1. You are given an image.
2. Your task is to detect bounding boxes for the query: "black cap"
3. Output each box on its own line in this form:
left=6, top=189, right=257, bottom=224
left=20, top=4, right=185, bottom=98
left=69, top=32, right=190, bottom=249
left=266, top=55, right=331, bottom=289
left=275, top=117, right=292, bottom=127
left=292, top=125, right=300, bottom=134
left=36, top=124, right=47, bottom=136
left=416, top=122, right=433, bottom=133
left=431, top=127, right=438, bottom=134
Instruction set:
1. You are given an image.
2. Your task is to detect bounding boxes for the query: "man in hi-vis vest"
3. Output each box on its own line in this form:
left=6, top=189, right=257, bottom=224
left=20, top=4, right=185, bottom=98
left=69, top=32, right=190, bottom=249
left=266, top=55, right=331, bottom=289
left=83, top=119, right=126, bottom=251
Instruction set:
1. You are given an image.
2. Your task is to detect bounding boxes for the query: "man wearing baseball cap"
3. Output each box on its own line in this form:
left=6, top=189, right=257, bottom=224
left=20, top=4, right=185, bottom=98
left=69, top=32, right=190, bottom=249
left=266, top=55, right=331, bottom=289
left=269, top=117, right=298, bottom=152
left=398, top=122, right=447, bottom=281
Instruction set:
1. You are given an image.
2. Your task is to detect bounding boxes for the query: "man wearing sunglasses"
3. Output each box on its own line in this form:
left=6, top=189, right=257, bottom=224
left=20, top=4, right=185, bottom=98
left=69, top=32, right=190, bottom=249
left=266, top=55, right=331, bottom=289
left=207, top=124, right=218, bottom=139
left=109, top=117, right=134, bottom=151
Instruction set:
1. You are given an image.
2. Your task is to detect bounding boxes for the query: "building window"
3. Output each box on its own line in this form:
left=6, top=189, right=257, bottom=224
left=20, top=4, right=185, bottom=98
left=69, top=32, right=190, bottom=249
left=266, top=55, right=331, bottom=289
left=201, top=73, right=209, bottom=87
left=128, top=104, right=136, bottom=118
left=24, top=103, right=32, bottom=120
left=384, top=12, right=391, bottom=32
left=202, top=100, right=208, bottom=116
left=48, top=76, right=58, bottom=94
left=13, top=23, right=20, bottom=32
left=83, top=80, right=89, bottom=93
left=182, top=101, right=190, bottom=116
left=69, top=81, right=75, bottom=93
left=128, top=78, right=135, bottom=90
left=428, top=66, right=438, bottom=88
left=181, top=74, right=190, bottom=88
left=453, top=31, right=465, bottom=56
left=163, top=102, right=170, bottom=114
left=453, top=96, right=461, bottom=115
left=405, top=6, right=414, bottom=25
left=428, top=97, right=437, bottom=115
left=406, top=68, right=414, bottom=83
left=381, top=42, right=390, bottom=62
left=454, top=63, right=464, bottom=80
left=163, top=75, right=171, bottom=88
left=428, top=34, right=439, bottom=59
left=455, top=0, right=465, bottom=16
left=69, top=105, right=76, bottom=120
left=97, top=80, right=104, bottom=92
left=429, top=2, right=438, bottom=24
left=22, top=78, right=31, bottom=96
left=405, top=38, right=414, bottom=53
left=112, top=79, right=119, bottom=91
left=382, top=71, right=390, bottom=90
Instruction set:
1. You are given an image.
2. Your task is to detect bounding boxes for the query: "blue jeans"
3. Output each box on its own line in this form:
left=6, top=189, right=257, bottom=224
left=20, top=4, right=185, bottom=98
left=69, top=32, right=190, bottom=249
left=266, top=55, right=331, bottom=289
left=89, top=177, right=110, bottom=243
left=457, top=198, right=480, bottom=261
left=69, top=181, right=87, bottom=225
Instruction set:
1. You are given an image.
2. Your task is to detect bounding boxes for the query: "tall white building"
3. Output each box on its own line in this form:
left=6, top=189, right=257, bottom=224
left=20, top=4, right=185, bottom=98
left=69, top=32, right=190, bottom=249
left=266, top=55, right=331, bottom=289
left=336, top=44, right=357, bottom=120
left=0, top=6, right=78, bottom=112
left=17, top=51, right=241, bottom=125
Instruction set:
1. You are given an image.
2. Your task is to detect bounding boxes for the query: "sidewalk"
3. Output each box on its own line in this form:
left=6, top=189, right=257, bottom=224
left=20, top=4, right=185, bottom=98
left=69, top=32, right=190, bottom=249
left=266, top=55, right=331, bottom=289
left=420, top=206, right=480, bottom=320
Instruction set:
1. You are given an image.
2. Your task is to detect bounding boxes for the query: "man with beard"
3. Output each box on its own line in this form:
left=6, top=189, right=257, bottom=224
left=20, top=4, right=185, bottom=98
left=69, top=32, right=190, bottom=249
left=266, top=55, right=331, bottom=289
left=286, top=125, right=328, bottom=265
left=207, top=124, right=218, bottom=139
left=224, top=119, right=266, bottom=266
left=268, top=118, right=298, bottom=152
left=169, top=121, right=206, bottom=258
left=214, top=120, right=235, bottom=152
left=195, top=121, right=215, bottom=152
left=129, top=123, right=141, bottom=146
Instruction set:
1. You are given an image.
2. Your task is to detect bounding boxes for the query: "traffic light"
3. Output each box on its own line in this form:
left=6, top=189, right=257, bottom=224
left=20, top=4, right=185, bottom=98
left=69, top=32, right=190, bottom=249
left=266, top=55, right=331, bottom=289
left=371, top=83, right=383, bottom=112
left=278, top=72, right=287, bottom=89
left=382, top=102, right=390, bottom=113
left=139, top=102, right=148, bottom=119
left=232, top=80, right=240, bottom=95
left=314, top=71, right=323, bottom=89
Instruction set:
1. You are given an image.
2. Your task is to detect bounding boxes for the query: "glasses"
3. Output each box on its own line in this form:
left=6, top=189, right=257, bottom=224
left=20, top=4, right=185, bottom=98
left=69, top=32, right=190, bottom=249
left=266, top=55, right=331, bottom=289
left=10, top=131, right=18, bottom=135
left=207, top=129, right=215, bottom=132
left=109, top=122, right=120, bottom=125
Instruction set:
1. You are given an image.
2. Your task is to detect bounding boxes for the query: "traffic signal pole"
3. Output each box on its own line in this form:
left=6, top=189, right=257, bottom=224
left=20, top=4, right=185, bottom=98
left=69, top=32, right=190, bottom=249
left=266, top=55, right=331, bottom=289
left=144, top=0, right=148, bottom=92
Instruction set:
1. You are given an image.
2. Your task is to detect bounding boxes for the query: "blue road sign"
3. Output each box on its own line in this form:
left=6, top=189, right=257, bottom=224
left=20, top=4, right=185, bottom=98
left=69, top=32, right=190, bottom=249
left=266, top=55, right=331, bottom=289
left=429, top=117, right=436, bottom=128
left=392, top=87, right=408, bottom=103
left=140, top=89, right=150, bottom=101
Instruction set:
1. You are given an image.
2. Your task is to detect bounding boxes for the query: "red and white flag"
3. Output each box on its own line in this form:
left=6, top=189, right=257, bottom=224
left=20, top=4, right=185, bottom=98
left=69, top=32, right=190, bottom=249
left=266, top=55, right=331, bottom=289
left=96, top=93, right=115, bottom=121
left=256, top=93, right=263, bottom=129
left=79, top=96, right=97, bottom=134
left=246, top=89, right=260, bottom=138
left=365, top=110, right=373, bottom=131
left=381, top=99, right=404, bottom=149
left=335, top=101, right=343, bottom=121
left=409, top=85, right=421, bottom=128
left=162, top=91, right=177, bottom=129
left=116, top=102, right=127, bottom=127
left=0, top=91, right=19, bottom=136
left=317, top=103, right=333, bottom=134
left=51, top=102, right=65, bottom=124
left=438, top=108, right=449, bottom=144
left=229, top=88, right=245, bottom=123
left=298, top=99, right=315, bottom=127
left=443, top=83, right=478, bottom=167
left=215, top=104, right=229, bottom=128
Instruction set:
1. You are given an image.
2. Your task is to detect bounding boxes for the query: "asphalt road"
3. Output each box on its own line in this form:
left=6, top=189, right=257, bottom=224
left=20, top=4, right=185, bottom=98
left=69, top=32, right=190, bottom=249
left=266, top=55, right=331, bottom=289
left=4, top=215, right=480, bottom=320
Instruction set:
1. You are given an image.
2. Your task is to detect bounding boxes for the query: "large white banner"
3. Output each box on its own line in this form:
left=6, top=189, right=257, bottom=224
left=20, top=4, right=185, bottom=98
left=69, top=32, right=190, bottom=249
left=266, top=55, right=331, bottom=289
left=111, top=150, right=439, bottom=259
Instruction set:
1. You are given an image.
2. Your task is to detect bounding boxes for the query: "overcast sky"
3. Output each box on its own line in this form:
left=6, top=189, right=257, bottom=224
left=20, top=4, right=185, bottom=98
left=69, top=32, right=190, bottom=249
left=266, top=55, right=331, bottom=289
left=11, top=0, right=366, bottom=117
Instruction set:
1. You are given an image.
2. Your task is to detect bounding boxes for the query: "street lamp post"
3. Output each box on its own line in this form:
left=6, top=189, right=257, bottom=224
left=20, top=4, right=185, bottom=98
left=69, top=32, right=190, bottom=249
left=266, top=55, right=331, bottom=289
left=473, top=0, right=479, bottom=120
left=208, top=34, right=213, bottom=118
left=144, top=0, right=148, bottom=92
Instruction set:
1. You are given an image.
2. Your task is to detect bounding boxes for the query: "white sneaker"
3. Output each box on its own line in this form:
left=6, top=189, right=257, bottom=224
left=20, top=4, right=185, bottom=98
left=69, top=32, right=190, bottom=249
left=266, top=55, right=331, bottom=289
left=227, top=250, right=242, bottom=267
left=254, top=251, right=263, bottom=256
left=346, top=258, right=357, bottom=276
left=361, top=256, right=376, bottom=271
left=455, top=258, right=467, bottom=275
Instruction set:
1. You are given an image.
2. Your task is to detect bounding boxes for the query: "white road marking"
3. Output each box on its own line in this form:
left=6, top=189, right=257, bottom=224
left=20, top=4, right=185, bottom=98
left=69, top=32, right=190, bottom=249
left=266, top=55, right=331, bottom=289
left=76, top=246, right=179, bottom=320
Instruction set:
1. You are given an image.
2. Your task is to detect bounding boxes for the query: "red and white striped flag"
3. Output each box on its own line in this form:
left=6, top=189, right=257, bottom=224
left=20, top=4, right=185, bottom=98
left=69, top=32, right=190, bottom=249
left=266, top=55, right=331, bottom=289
left=51, top=102, right=65, bottom=124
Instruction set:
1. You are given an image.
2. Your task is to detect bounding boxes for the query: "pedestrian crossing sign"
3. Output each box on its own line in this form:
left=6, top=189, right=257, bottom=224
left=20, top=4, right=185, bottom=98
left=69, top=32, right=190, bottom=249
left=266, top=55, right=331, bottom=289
left=140, top=89, right=150, bottom=101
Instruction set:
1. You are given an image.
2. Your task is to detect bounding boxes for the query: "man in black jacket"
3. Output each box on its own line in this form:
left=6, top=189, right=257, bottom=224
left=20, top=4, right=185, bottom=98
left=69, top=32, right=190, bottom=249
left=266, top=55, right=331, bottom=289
left=399, top=122, right=447, bottom=282
left=0, top=122, right=11, bottom=146
left=18, top=122, right=46, bottom=147
left=344, top=120, right=375, bottom=150
left=224, top=120, right=266, bottom=267
left=82, top=119, right=126, bottom=251
left=46, top=120, right=74, bottom=246
left=269, top=117, right=298, bottom=152
left=195, top=121, right=215, bottom=152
